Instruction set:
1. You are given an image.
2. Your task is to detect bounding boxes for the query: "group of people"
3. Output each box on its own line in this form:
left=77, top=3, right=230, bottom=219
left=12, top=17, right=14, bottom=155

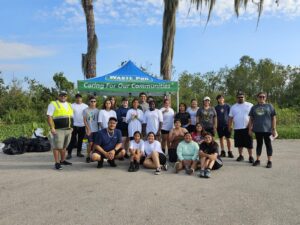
left=46, top=90, right=277, bottom=178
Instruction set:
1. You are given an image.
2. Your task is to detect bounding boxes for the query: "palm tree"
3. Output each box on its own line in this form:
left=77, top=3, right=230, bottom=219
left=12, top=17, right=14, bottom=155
left=160, top=0, right=276, bottom=81
left=81, top=0, right=98, bottom=79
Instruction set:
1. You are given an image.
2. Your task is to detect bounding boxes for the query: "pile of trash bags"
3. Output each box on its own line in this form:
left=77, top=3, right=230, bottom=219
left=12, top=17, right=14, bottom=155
left=2, top=133, right=51, bottom=155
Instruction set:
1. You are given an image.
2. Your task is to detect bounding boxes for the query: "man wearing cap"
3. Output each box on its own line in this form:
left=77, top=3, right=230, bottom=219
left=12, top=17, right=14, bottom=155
left=91, top=117, right=126, bottom=168
left=116, top=97, right=130, bottom=153
left=66, top=93, right=88, bottom=159
left=139, top=92, right=149, bottom=112
left=228, top=91, right=254, bottom=163
left=196, top=96, right=217, bottom=136
left=47, top=91, right=73, bottom=170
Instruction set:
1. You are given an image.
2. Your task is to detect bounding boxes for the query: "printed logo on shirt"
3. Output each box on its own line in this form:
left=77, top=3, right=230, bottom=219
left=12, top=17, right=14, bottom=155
left=255, top=107, right=266, bottom=116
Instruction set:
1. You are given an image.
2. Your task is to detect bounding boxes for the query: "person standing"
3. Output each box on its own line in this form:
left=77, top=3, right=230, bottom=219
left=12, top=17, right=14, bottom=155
left=66, top=93, right=88, bottom=159
left=187, top=99, right=199, bottom=133
left=143, top=100, right=163, bottom=139
left=215, top=94, right=233, bottom=158
left=249, top=92, right=277, bottom=168
left=91, top=117, right=126, bottom=168
left=160, top=99, right=175, bottom=153
left=139, top=92, right=149, bottom=112
left=116, top=97, right=130, bottom=153
left=126, top=98, right=144, bottom=140
left=98, top=99, right=117, bottom=130
left=175, top=103, right=191, bottom=129
left=228, top=91, right=254, bottom=163
left=47, top=91, right=73, bottom=170
left=196, top=96, right=217, bottom=136
left=83, top=96, right=99, bottom=163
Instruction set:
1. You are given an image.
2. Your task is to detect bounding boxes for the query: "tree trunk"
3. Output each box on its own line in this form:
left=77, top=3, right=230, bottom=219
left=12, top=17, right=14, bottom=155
left=82, top=0, right=97, bottom=78
left=160, top=0, right=178, bottom=81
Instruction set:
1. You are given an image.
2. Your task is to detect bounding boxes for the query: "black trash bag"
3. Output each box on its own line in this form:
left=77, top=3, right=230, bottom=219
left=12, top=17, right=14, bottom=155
left=27, top=136, right=51, bottom=152
left=2, top=137, right=30, bottom=155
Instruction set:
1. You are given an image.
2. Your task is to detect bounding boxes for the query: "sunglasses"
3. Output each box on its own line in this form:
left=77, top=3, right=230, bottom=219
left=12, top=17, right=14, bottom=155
left=258, top=96, right=266, bottom=99
left=59, top=95, right=67, bottom=97
left=238, top=96, right=244, bottom=99
left=90, top=100, right=96, bottom=103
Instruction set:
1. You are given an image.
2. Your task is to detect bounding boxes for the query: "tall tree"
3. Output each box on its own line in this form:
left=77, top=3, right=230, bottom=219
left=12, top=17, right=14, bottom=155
left=160, top=0, right=274, bottom=81
left=81, top=0, right=98, bottom=79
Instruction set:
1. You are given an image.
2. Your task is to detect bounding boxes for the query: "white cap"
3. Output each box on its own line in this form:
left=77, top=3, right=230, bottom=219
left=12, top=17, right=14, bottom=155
left=203, top=96, right=211, bottom=101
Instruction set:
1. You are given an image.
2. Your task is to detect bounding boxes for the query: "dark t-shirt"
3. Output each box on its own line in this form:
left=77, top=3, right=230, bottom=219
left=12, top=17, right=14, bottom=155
left=116, top=106, right=129, bottom=130
left=94, top=128, right=122, bottom=152
left=249, top=103, right=276, bottom=133
left=196, top=107, right=217, bottom=129
left=200, top=142, right=219, bottom=155
left=215, top=104, right=230, bottom=127
left=175, top=112, right=190, bottom=128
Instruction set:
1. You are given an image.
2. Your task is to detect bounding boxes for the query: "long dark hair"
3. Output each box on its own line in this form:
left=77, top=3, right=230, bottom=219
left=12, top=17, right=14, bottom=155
left=102, top=99, right=112, bottom=110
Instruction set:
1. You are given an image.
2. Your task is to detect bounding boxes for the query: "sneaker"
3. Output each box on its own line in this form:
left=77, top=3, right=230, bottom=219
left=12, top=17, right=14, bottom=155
left=162, top=164, right=168, bottom=171
left=107, top=159, right=117, bottom=167
left=204, top=169, right=211, bottom=178
left=174, top=162, right=181, bottom=173
left=60, top=160, right=72, bottom=165
left=124, top=153, right=130, bottom=159
left=249, top=156, right=254, bottom=163
left=266, top=161, right=272, bottom=168
left=134, top=161, right=140, bottom=172
left=66, top=154, right=72, bottom=160
left=253, top=160, right=260, bottom=166
left=186, top=168, right=194, bottom=175
left=86, top=157, right=91, bottom=163
left=236, top=155, right=244, bottom=162
left=97, top=159, right=103, bottom=168
left=199, top=170, right=205, bottom=178
left=118, top=157, right=125, bottom=161
left=128, top=162, right=135, bottom=172
left=220, top=150, right=226, bottom=157
left=77, top=152, right=84, bottom=158
left=228, top=151, right=234, bottom=158
left=55, top=163, right=62, bottom=170
left=154, top=167, right=161, bottom=175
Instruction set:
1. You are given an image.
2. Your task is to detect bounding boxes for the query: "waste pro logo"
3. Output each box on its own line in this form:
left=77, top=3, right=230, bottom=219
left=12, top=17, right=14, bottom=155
left=106, top=75, right=151, bottom=82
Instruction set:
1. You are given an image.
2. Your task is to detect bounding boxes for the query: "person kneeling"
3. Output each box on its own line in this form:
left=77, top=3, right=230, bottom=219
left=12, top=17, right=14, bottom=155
left=128, top=131, right=145, bottom=172
left=143, top=132, right=167, bottom=175
left=199, top=132, right=223, bottom=178
left=91, top=117, right=126, bottom=168
left=175, top=132, right=199, bottom=175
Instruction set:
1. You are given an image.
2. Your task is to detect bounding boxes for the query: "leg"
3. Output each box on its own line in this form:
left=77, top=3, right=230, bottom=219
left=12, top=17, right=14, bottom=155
left=143, top=158, right=157, bottom=169
left=114, top=149, right=126, bottom=159
left=200, top=156, right=207, bottom=170
left=175, top=161, right=183, bottom=173
left=76, top=127, right=86, bottom=156
left=263, top=133, right=273, bottom=161
left=255, top=132, right=264, bottom=160
left=207, top=159, right=216, bottom=170
left=226, top=138, right=231, bottom=152
left=53, top=149, right=60, bottom=163
left=161, top=133, right=168, bottom=153
left=219, top=136, right=225, bottom=151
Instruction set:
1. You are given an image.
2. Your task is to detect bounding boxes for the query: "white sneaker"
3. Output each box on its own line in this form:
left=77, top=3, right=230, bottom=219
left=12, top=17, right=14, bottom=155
left=154, top=167, right=161, bottom=175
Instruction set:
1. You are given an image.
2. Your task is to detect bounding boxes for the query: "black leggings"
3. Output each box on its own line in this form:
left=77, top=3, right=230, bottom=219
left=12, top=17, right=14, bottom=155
left=67, top=126, right=86, bottom=154
left=255, top=132, right=273, bottom=157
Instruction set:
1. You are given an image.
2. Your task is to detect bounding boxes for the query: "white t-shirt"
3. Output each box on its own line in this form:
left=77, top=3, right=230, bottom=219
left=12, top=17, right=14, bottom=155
left=71, top=103, right=88, bottom=127
left=144, top=140, right=163, bottom=156
left=46, top=101, right=72, bottom=116
left=229, top=102, right=253, bottom=129
left=98, top=109, right=117, bottom=129
left=129, top=139, right=145, bottom=154
left=143, top=109, right=163, bottom=134
left=160, top=107, right=175, bottom=131
left=187, top=107, right=199, bottom=125
left=126, top=108, right=144, bottom=137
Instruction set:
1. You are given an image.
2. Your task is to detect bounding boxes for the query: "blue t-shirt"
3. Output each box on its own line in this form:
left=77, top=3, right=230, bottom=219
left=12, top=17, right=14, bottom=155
left=116, top=106, right=129, bottom=130
left=94, top=128, right=122, bottom=152
left=215, top=104, right=230, bottom=127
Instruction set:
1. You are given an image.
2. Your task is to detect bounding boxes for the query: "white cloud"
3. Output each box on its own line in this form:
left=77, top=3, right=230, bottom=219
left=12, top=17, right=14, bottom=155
left=0, top=40, right=55, bottom=60
left=0, top=63, right=30, bottom=72
left=47, top=0, right=300, bottom=29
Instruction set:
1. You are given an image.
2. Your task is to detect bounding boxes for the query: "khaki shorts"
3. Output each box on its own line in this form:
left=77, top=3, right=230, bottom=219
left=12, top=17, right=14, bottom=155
left=52, top=129, right=72, bottom=150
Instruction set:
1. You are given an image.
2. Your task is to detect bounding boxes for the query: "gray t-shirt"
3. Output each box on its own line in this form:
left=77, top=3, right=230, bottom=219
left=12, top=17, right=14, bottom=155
left=140, top=102, right=149, bottom=112
left=83, top=108, right=99, bottom=132
left=249, top=104, right=276, bottom=133
left=196, top=107, right=217, bottom=129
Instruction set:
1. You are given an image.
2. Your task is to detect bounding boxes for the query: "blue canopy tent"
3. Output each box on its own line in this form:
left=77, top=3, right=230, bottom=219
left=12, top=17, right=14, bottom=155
left=78, top=60, right=179, bottom=108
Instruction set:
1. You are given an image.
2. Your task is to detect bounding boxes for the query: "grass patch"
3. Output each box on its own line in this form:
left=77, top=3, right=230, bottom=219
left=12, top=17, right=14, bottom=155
left=277, top=126, right=300, bottom=139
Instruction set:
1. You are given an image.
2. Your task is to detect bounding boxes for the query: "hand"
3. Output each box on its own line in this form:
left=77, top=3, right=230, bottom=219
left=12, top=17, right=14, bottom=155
left=51, top=128, right=57, bottom=135
left=86, top=129, right=91, bottom=136
left=272, top=129, right=277, bottom=137
left=248, top=130, right=253, bottom=137
left=228, top=127, right=232, bottom=133
left=108, top=150, right=115, bottom=160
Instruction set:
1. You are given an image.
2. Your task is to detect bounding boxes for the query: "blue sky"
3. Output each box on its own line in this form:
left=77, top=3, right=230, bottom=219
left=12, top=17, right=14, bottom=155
left=1, top=0, right=300, bottom=87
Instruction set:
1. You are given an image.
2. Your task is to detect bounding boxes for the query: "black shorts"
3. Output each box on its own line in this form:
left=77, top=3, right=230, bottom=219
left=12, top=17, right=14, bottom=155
left=87, top=132, right=98, bottom=143
left=161, top=129, right=170, bottom=135
left=212, top=156, right=223, bottom=170
left=234, top=129, right=253, bottom=149
left=217, top=126, right=231, bottom=138
left=145, top=152, right=167, bottom=165
left=120, top=128, right=128, bottom=137
left=91, top=148, right=124, bottom=159
left=204, top=127, right=215, bottom=137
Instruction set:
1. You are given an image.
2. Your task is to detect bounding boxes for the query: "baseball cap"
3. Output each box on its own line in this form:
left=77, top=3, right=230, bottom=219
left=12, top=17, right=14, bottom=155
left=75, top=93, right=82, bottom=98
left=236, top=90, right=245, bottom=97
left=59, top=91, right=67, bottom=96
left=203, top=96, right=211, bottom=101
